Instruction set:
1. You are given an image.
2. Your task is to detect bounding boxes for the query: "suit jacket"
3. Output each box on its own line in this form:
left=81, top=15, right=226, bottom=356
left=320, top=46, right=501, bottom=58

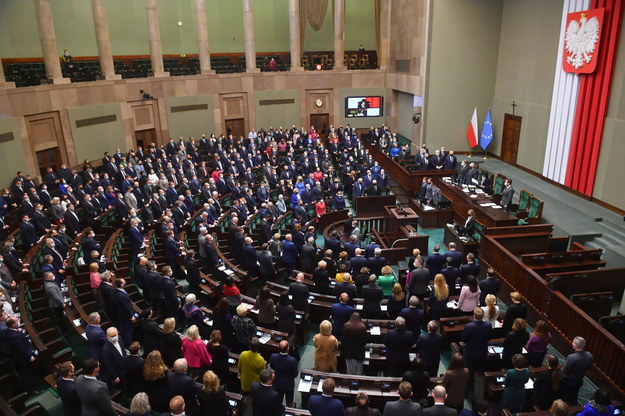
left=500, top=186, right=514, bottom=209
left=288, top=281, right=310, bottom=312
left=167, top=371, right=200, bottom=415
left=19, top=221, right=38, bottom=246
left=462, top=320, right=493, bottom=367
left=400, top=307, right=425, bottom=340
left=281, top=240, right=299, bottom=265
left=82, top=237, right=102, bottom=260
left=324, top=238, right=342, bottom=259
left=424, top=405, right=457, bottom=416
left=367, top=256, right=387, bottom=277
left=44, top=280, right=64, bottom=308
left=5, top=328, right=32, bottom=363
left=331, top=302, right=354, bottom=338
left=269, top=352, right=299, bottom=392
left=349, top=256, right=368, bottom=275
left=445, top=250, right=463, bottom=268
left=64, top=210, right=83, bottom=236
left=56, top=377, right=81, bottom=416
left=308, top=394, right=345, bottom=416
left=123, top=354, right=145, bottom=393
left=75, top=375, right=117, bottom=416
left=101, top=339, right=127, bottom=384
left=458, top=263, right=480, bottom=283
left=160, top=277, right=179, bottom=318
left=250, top=382, right=285, bottom=416
left=86, top=324, right=107, bottom=361
left=385, top=328, right=415, bottom=366
left=257, top=250, right=275, bottom=278
left=128, top=226, right=144, bottom=251
left=383, top=400, right=423, bottom=416
left=408, top=267, right=430, bottom=297
left=362, top=284, right=384, bottom=317
left=417, top=332, right=444, bottom=367
left=426, top=253, right=446, bottom=278
left=478, top=277, right=501, bottom=305
left=300, top=244, right=317, bottom=273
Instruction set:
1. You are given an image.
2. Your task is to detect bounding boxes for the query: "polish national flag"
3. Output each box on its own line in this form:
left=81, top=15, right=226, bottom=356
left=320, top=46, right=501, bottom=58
left=467, top=107, right=478, bottom=148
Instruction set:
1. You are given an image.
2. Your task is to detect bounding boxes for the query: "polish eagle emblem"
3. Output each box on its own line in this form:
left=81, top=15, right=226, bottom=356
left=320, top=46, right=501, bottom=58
left=563, top=9, right=604, bottom=74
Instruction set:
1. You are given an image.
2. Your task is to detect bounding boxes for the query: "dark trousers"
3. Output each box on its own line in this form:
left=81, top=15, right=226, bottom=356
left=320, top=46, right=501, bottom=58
left=560, top=377, right=583, bottom=405
left=276, top=387, right=295, bottom=407
left=119, top=319, right=134, bottom=346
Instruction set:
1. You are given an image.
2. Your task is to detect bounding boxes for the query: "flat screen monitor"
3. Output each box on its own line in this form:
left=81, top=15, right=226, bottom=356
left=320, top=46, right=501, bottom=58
left=345, top=96, right=383, bottom=118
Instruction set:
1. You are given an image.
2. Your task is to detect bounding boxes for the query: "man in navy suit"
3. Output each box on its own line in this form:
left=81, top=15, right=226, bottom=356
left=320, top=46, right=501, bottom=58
left=307, top=378, right=345, bottom=416
left=462, top=307, right=493, bottom=373
left=385, top=316, right=415, bottom=377
left=417, top=320, right=445, bottom=377
left=81, top=229, right=102, bottom=263
left=85, top=312, right=107, bottom=361
left=144, top=260, right=164, bottom=314
left=250, top=368, right=285, bottom=416
left=100, top=327, right=127, bottom=391
left=399, top=296, right=425, bottom=341
left=324, top=231, right=342, bottom=260
left=367, top=247, right=387, bottom=277
left=440, top=258, right=460, bottom=293
left=426, top=244, right=446, bottom=278
left=281, top=234, right=299, bottom=272
left=478, top=268, right=500, bottom=305
left=288, top=273, right=310, bottom=313
left=4, top=317, right=37, bottom=393
left=458, top=253, right=480, bottom=284
left=124, top=342, right=145, bottom=396
left=331, top=293, right=354, bottom=339
left=270, top=340, right=299, bottom=407
left=242, top=237, right=259, bottom=278
left=164, top=230, right=183, bottom=275
left=167, top=358, right=200, bottom=416
left=445, top=242, right=463, bottom=268
left=349, top=248, right=368, bottom=275
left=19, top=215, right=38, bottom=247
left=56, top=361, right=81, bottom=416
left=114, top=279, right=135, bottom=345
left=128, top=218, right=144, bottom=273
left=364, top=238, right=381, bottom=258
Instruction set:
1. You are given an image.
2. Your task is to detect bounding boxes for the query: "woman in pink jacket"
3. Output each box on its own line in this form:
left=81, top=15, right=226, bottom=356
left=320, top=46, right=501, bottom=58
left=457, top=275, right=481, bottom=314
left=181, top=325, right=212, bottom=378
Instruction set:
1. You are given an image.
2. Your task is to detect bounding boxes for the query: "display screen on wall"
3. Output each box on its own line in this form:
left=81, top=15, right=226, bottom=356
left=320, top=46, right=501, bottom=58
left=345, top=96, right=383, bottom=118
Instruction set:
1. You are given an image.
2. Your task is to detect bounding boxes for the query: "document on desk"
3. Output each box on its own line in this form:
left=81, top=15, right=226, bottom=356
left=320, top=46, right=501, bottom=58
left=370, top=326, right=381, bottom=335
left=446, top=301, right=458, bottom=309
left=480, top=202, right=494, bottom=207
left=356, top=304, right=364, bottom=310
left=317, top=379, right=325, bottom=392
left=297, top=379, right=312, bottom=393
left=525, top=378, right=535, bottom=389
left=380, top=304, right=388, bottom=312
left=422, top=205, right=435, bottom=211
left=365, top=351, right=371, bottom=359
left=491, top=205, right=502, bottom=209
left=258, top=333, right=271, bottom=344
left=488, top=346, right=504, bottom=355
left=470, top=194, right=479, bottom=199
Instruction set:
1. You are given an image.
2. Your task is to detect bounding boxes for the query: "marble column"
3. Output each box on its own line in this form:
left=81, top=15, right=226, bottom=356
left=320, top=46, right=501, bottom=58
left=91, top=0, right=121, bottom=80
left=242, top=0, right=259, bottom=73
left=288, top=0, right=303, bottom=71
left=195, top=0, right=215, bottom=74
left=333, top=0, right=345, bottom=69
left=32, top=0, right=69, bottom=84
left=0, top=60, right=16, bottom=89
left=378, top=0, right=391, bottom=70
left=144, top=0, right=168, bottom=77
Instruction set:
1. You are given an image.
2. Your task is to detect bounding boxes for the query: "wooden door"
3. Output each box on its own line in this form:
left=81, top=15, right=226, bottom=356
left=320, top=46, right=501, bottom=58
left=135, top=129, right=156, bottom=149
left=501, top=114, right=522, bottom=164
left=310, top=113, right=329, bottom=138
left=225, top=118, right=245, bottom=139
left=36, top=147, right=62, bottom=177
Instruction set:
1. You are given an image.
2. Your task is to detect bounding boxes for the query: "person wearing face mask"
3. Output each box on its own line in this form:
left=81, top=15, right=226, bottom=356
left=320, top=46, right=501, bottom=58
left=114, top=278, right=136, bottom=346
left=55, top=225, right=74, bottom=250
left=43, top=271, right=66, bottom=329
left=60, top=49, right=75, bottom=73
left=0, top=254, right=16, bottom=295
left=19, top=214, right=38, bottom=247
left=100, top=326, right=128, bottom=391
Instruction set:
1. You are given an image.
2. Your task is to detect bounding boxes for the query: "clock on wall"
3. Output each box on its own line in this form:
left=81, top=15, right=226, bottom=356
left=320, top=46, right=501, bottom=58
left=315, top=98, right=323, bottom=108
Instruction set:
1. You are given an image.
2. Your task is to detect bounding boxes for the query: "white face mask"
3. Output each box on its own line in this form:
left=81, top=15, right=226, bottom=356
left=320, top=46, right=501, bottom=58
left=110, top=336, right=118, bottom=343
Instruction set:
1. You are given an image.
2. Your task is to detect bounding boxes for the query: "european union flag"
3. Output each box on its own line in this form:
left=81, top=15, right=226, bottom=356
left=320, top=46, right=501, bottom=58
left=480, top=108, right=494, bottom=151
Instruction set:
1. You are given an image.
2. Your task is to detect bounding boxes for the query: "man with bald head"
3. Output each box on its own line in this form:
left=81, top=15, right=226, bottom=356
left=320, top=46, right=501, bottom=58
left=270, top=340, right=299, bottom=406
left=331, top=292, right=354, bottom=339
left=100, top=326, right=127, bottom=391
left=288, top=272, right=310, bottom=313
left=165, top=395, right=185, bottom=416
left=423, top=386, right=457, bottom=416
left=167, top=358, right=200, bottom=415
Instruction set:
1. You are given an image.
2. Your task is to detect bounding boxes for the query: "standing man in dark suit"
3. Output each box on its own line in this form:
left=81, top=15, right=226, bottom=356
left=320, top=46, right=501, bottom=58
left=281, top=234, right=299, bottom=272
left=441, top=258, right=460, bottom=291
left=417, top=320, right=444, bottom=377
left=250, top=368, right=285, bottom=416
left=367, top=248, right=387, bottom=277
left=75, top=358, right=117, bottom=416
left=425, top=245, right=446, bottom=278
left=400, top=296, right=425, bottom=342
left=241, top=237, right=259, bottom=278
left=86, top=312, right=107, bottom=361
left=64, top=203, right=83, bottom=237
left=423, top=386, right=458, bottom=416
left=164, top=230, right=183, bottom=276
left=257, top=243, right=276, bottom=282
left=331, top=292, right=355, bottom=339
left=458, top=253, right=479, bottom=284
left=333, top=276, right=357, bottom=305
left=82, top=229, right=102, bottom=263
left=445, top=242, right=463, bottom=268
left=361, top=274, right=384, bottom=319
left=144, top=261, right=164, bottom=314
left=114, top=278, right=135, bottom=345
left=124, top=342, right=145, bottom=396
left=324, top=231, right=342, bottom=260
left=408, top=258, right=430, bottom=302
left=183, top=249, right=201, bottom=297
left=100, top=327, right=127, bottom=391
left=288, top=273, right=310, bottom=313
left=160, top=265, right=180, bottom=319
left=167, top=358, right=200, bottom=416
left=307, top=378, right=345, bottom=416
left=382, top=381, right=423, bottom=416
left=270, top=340, right=299, bottom=407
left=349, top=248, right=368, bottom=276
left=4, top=317, right=38, bottom=393
left=128, top=218, right=144, bottom=275
left=478, top=268, right=500, bottom=305
left=461, top=308, right=493, bottom=374
left=19, top=214, right=38, bottom=247
left=500, top=179, right=514, bottom=210
left=56, top=361, right=81, bottom=416
left=385, top=316, right=415, bottom=377
left=300, top=237, right=318, bottom=274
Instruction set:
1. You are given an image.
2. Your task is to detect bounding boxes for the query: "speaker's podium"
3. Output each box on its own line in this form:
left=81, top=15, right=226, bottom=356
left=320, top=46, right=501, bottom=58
left=363, top=206, right=429, bottom=260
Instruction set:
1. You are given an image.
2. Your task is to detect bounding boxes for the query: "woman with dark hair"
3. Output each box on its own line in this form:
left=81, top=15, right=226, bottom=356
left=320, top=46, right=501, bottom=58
left=401, top=357, right=430, bottom=403
left=500, top=354, right=530, bottom=414
left=345, top=392, right=381, bottom=416
left=276, top=292, right=296, bottom=337
left=525, top=320, right=552, bottom=367
left=533, top=355, right=563, bottom=410
left=140, top=308, right=162, bottom=356
left=341, top=312, right=367, bottom=375
left=457, top=275, right=481, bottom=314
left=212, top=298, right=236, bottom=348
left=223, top=276, right=241, bottom=309
left=206, top=330, right=230, bottom=382
left=442, top=353, right=470, bottom=412
left=577, top=389, right=615, bottom=416
left=502, top=318, right=530, bottom=369
left=255, top=285, right=276, bottom=329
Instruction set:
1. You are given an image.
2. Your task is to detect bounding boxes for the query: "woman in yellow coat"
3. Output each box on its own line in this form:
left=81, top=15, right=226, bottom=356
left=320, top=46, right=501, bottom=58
left=313, top=320, right=339, bottom=372
left=237, top=337, right=266, bottom=392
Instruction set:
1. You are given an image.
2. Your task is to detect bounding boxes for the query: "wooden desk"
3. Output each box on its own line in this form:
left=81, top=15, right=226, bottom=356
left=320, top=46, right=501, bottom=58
left=385, top=206, right=418, bottom=230
left=437, top=180, right=519, bottom=227
left=409, top=198, right=453, bottom=228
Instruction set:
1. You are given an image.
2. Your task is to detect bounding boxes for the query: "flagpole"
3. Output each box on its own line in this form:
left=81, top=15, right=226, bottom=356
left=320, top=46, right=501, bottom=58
left=483, top=150, right=488, bottom=160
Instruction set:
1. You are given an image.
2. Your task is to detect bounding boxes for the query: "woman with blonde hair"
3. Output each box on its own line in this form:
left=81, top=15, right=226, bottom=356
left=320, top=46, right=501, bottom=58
left=182, top=325, right=213, bottom=377
left=482, top=294, right=500, bottom=327
left=428, top=274, right=450, bottom=320
left=387, top=283, right=405, bottom=319
left=142, top=350, right=169, bottom=412
left=378, top=265, right=398, bottom=296
left=550, top=399, right=568, bottom=416
left=161, top=317, right=182, bottom=366
left=313, top=320, right=338, bottom=372
left=199, top=370, right=231, bottom=416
